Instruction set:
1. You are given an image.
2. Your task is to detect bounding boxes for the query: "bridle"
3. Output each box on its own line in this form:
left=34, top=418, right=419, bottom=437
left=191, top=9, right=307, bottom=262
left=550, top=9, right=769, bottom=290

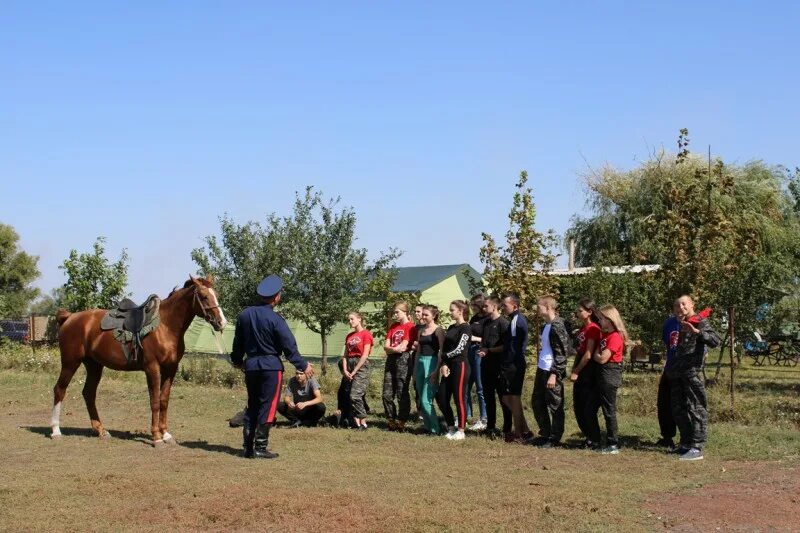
left=193, top=285, right=221, bottom=325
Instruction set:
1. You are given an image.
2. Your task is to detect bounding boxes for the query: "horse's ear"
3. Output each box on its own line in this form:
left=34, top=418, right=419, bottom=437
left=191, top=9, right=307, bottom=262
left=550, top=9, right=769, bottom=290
left=189, top=274, right=200, bottom=285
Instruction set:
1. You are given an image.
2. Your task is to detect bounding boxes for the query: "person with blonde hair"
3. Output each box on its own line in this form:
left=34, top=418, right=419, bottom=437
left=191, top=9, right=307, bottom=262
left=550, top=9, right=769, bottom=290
left=382, top=301, right=417, bottom=431
left=531, top=296, right=572, bottom=448
left=584, top=304, right=628, bottom=454
left=341, top=311, right=373, bottom=430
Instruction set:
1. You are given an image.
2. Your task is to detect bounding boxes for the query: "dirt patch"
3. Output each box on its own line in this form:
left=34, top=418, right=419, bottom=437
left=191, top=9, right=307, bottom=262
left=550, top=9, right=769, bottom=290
left=648, top=463, right=800, bottom=531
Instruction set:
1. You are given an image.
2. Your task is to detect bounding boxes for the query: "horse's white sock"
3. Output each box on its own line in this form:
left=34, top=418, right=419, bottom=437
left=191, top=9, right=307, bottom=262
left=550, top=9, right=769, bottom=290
left=51, top=402, right=62, bottom=437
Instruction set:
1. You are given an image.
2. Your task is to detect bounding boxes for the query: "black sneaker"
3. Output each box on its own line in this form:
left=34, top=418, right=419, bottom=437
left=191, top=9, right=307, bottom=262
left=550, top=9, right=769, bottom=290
left=670, top=445, right=689, bottom=455
left=655, top=438, right=675, bottom=448
left=538, top=440, right=559, bottom=449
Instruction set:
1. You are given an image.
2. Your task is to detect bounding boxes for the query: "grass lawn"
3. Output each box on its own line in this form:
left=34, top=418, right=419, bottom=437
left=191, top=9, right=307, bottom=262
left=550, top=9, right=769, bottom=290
left=0, top=347, right=798, bottom=531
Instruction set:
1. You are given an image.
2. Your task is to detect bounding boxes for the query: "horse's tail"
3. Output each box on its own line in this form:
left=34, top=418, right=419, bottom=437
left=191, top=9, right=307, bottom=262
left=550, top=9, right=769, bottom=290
left=56, top=309, right=72, bottom=327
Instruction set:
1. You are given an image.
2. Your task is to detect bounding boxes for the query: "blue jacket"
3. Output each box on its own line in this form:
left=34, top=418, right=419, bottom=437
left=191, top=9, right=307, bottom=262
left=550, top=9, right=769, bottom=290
left=662, top=315, right=681, bottom=371
left=230, top=304, right=309, bottom=373
left=503, top=311, right=529, bottom=367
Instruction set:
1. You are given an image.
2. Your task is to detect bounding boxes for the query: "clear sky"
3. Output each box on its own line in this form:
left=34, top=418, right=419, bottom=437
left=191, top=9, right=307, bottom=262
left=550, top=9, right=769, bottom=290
left=2, top=1, right=798, bottom=302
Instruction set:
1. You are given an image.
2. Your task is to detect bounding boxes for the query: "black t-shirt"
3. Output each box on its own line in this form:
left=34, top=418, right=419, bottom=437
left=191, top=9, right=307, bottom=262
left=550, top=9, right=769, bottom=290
left=481, top=316, right=510, bottom=361
left=469, top=314, right=490, bottom=340
left=418, top=327, right=443, bottom=356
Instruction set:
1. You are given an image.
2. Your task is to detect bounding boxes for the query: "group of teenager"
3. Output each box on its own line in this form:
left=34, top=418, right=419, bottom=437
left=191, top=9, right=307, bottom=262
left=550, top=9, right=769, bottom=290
left=231, top=274, right=720, bottom=461
left=326, top=293, right=721, bottom=460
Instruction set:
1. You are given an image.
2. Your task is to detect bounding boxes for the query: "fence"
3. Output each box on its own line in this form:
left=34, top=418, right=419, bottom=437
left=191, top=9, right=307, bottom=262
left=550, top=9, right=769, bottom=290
left=0, top=315, right=59, bottom=346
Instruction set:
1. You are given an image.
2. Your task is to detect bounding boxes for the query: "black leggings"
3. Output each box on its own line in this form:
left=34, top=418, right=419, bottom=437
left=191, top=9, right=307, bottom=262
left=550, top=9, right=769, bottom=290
left=436, top=358, right=470, bottom=429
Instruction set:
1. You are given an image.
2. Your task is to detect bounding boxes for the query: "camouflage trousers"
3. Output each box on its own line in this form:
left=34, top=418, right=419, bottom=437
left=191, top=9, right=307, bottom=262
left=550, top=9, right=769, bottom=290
left=382, top=352, right=413, bottom=422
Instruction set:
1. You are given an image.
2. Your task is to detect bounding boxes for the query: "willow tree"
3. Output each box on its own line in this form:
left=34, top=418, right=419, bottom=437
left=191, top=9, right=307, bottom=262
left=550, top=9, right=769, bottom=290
left=566, top=130, right=800, bottom=405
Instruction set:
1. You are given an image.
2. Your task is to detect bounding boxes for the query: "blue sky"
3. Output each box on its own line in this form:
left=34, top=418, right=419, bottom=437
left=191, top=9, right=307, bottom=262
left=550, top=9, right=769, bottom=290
left=2, top=1, right=798, bottom=302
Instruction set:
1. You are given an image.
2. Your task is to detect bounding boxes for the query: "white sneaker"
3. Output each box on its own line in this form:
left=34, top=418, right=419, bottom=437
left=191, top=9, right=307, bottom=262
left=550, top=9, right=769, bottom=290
left=450, top=429, right=466, bottom=441
left=469, top=420, right=487, bottom=431
left=444, top=427, right=457, bottom=440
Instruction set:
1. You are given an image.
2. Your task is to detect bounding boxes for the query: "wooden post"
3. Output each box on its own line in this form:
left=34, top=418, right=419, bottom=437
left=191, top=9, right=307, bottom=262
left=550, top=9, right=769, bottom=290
left=30, top=314, right=36, bottom=354
left=728, top=306, right=735, bottom=409
left=568, top=240, right=576, bottom=272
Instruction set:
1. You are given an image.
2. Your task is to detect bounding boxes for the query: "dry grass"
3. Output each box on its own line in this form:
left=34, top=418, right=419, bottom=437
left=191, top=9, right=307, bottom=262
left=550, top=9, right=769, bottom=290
left=1, top=356, right=799, bottom=532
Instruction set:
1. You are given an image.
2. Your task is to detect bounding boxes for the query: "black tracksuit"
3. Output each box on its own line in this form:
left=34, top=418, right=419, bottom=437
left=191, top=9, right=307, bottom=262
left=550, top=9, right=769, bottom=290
left=436, top=323, right=472, bottom=429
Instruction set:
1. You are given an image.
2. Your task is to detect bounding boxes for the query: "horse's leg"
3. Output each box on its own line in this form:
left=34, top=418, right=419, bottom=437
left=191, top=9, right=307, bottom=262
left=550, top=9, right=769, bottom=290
left=144, top=364, right=163, bottom=445
left=159, top=366, right=177, bottom=444
left=51, top=358, right=82, bottom=439
left=82, top=358, right=109, bottom=439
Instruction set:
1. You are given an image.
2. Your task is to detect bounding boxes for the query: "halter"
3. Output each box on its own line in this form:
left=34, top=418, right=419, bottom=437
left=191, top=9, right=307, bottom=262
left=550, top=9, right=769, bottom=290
left=193, top=285, right=220, bottom=324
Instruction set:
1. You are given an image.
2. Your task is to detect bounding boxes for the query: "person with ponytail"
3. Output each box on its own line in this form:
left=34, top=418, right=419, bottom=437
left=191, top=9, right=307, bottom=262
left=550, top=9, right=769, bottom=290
left=341, top=311, right=373, bottom=430
left=585, top=305, right=628, bottom=454
left=414, top=305, right=445, bottom=434
left=569, top=298, right=603, bottom=447
left=382, top=301, right=417, bottom=431
left=436, top=300, right=472, bottom=440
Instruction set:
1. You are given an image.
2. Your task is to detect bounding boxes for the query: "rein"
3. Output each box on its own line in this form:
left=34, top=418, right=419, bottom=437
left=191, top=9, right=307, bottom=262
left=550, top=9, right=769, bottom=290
left=193, top=286, right=220, bottom=324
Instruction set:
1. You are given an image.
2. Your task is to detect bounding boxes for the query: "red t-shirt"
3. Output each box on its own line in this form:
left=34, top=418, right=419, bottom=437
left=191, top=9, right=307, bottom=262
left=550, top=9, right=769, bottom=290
left=386, top=321, right=417, bottom=351
left=345, top=329, right=374, bottom=358
left=577, top=322, right=602, bottom=355
left=599, top=331, right=624, bottom=364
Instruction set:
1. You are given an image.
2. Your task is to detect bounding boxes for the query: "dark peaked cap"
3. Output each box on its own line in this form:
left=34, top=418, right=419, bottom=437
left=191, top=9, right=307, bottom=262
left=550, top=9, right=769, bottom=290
left=257, top=274, right=283, bottom=298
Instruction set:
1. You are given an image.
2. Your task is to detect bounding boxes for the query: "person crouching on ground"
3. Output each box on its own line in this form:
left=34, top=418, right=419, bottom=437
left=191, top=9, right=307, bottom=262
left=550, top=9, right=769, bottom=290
left=666, top=295, right=721, bottom=461
left=532, top=296, right=571, bottom=448
left=277, top=369, right=326, bottom=427
left=383, top=301, right=417, bottom=431
left=341, top=311, right=373, bottom=431
left=585, top=305, right=627, bottom=454
left=569, top=298, right=603, bottom=448
left=436, top=300, right=472, bottom=440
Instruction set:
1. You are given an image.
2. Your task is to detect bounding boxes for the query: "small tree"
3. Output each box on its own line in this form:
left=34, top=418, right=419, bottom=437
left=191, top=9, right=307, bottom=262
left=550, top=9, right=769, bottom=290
left=192, top=215, right=287, bottom=317
left=29, top=288, right=65, bottom=315
left=59, top=237, right=130, bottom=311
left=479, top=171, right=560, bottom=334
left=194, top=187, right=401, bottom=374
left=0, top=223, right=40, bottom=317
left=278, top=188, right=401, bottom=374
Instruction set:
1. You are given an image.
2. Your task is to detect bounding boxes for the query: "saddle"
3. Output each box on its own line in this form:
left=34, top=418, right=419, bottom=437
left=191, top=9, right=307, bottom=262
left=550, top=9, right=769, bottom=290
left=100, top=294, right=161, bottom=364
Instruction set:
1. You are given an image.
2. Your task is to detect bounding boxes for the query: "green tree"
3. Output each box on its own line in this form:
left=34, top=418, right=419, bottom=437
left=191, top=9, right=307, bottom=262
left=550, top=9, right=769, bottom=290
left=565, top=130, right=800, bottom=404
left=0, top=223, right=40, bottom=317
left=29, top=287, right=65, bottom=315
left=60, top=237, right=130, bottom=311
left=192, top=215, right=287, bottom=317
left=194, top=187, right=401, bottom=374
left=479, top=171, right=560, bottom=315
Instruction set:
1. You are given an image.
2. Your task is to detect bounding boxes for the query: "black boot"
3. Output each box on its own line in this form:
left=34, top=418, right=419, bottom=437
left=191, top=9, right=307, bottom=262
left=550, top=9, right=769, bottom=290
left=242, top=423, right=255, bottom=458
left=253, top=424, right=279, bottom=459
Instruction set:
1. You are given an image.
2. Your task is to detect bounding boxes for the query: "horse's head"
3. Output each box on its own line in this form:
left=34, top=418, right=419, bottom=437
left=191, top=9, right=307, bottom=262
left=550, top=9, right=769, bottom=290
left=186, top=274, right=227, bottom=332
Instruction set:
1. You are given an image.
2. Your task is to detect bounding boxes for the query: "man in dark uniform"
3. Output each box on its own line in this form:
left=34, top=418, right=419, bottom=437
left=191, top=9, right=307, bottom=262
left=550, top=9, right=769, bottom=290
left=231, top=274, right=314, bottom=459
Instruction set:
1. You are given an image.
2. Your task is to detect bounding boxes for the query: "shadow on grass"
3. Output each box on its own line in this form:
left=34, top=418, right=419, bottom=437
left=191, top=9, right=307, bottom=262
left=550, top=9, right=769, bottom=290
left=22, top=425, right=152, bottom=445
left=561, top=433, right=674, bottom=453
left=180, top=440, right=242, bottom=457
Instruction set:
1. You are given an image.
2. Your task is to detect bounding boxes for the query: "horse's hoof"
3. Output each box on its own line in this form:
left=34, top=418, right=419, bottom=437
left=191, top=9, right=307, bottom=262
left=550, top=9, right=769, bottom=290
left=153, top=439, right=165, bottom=448
left=162, top=432, right=177, bottom=445
left=50, top=434, right=62, bottom=440
left=99, top=431, right=111, bottom=440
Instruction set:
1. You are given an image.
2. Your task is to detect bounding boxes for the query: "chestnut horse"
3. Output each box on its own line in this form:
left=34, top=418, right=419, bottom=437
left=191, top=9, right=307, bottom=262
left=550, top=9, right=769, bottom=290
left=51, top=275, right=227, bottom=445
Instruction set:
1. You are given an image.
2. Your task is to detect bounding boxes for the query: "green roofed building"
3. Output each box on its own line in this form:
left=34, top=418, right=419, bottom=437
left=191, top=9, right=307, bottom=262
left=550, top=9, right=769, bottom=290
left=183, top=264, right=482, bottom=356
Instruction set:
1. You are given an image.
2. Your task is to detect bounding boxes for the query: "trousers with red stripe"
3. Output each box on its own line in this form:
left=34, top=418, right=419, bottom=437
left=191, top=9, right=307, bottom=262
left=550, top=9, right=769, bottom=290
left=436, top=358, right=470, bottom=430
left=244, top=370, right=283, bottom=433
